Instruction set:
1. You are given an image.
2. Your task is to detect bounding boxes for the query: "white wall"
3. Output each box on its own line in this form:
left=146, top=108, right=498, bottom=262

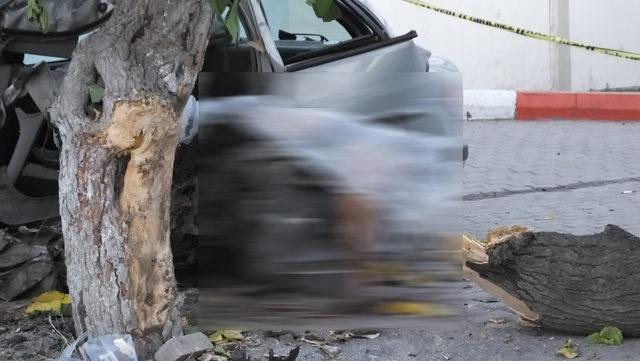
left=568, top=0, right=640, bottom=91
left=368, top=0, right=640, bottom=91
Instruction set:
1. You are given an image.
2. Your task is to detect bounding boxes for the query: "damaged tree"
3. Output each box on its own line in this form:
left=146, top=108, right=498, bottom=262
left=464, top=224, right=640, bottom=336
left=48, top=0, right=212, bottom=356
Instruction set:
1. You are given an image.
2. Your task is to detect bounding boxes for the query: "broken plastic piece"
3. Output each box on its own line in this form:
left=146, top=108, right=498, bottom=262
left=57, top=331, right=88, bottom=361
left=80, top=334, right=138, bottom=361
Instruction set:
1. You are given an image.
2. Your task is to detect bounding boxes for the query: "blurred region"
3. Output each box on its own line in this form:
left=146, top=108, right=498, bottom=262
left=196, top=72, right=463, bottom=329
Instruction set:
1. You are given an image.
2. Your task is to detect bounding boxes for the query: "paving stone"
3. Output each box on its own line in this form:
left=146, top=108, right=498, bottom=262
left=464, top=121, right=640, bottom=238
left=464, top=121, right=640, bottom=196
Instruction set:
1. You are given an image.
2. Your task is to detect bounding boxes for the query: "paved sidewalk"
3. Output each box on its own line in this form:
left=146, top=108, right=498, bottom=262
left=464, top=121, right=640, bottom=237
left=465, top=181, right=640, bottom=238
left=464, top=121, right=640, bottom=195
left=454, top=120, right=640, bottom=361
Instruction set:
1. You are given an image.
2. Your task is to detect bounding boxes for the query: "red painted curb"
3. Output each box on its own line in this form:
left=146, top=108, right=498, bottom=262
left=516, top=92, right=640, bottom=121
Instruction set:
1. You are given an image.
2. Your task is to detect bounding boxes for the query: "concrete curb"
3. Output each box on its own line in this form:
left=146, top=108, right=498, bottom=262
left=463, top=90, right=516, bottom=121
left=464, top=90, right=640, bottom=121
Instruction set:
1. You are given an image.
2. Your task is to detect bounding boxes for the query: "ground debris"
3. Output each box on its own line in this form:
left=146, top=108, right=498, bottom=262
left=586, top=327, right=623, bottom=346
left=209, top=330, right=245, bottom=344
left=557, top=339, right=579, bottom=359
left=80, top=333, right=137, bottom=361
left=263, top=331, right=289, bottom=338
left=155, top=332, right=214, bottom=361
left=0, top=225, right=64, bottom=301
left=0, top=299, right=74, bottom=361
left=329, top=329, right=380, bottom=342
left=488, top=318, right=506, bottom=325
left=197, top=352, right=228, bottom=361
left=229, top=348, right=251, bottom=361
left=267, top=346, right=299, bottom=361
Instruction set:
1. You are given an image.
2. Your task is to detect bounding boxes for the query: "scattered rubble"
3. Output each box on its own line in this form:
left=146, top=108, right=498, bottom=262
left=197, top=353, right=229, bottom=361
left=154, top=332, right=214, bottom=361
left=0, top=299, right=74, bottom=360
left=267, top=346, right=299, bottom=361
left=557, top=339, right=579, bottom=359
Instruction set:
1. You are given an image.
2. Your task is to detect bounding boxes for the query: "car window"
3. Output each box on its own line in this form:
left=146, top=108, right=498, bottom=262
left=23, top=33, right=89, bottom=65
left=261, top=0, right=351, bottom=44
left=23, top=54, right=67, bottom=65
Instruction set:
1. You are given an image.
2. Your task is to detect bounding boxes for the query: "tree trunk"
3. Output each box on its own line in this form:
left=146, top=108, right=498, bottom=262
left=48, top=0, right=211, bottom=356
left=463, top=225, right=640, bottom=336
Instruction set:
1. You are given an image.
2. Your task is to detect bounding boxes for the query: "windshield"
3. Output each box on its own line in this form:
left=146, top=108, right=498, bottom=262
left=261, top=0, right=351, bottom=44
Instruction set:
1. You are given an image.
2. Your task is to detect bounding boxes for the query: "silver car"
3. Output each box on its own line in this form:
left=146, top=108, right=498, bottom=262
left=196, top=0, right=464, bottom=326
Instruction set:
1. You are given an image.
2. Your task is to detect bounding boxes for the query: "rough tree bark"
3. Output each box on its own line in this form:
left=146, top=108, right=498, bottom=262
left=48, top=0, right=211, bottom=356
left=464, top=225, right=640, bottom=336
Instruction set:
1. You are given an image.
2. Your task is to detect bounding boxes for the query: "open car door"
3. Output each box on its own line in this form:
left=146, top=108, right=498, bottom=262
left=0, top=0, right=113, bottom=225
left=254, top=0, right=429, bottom=73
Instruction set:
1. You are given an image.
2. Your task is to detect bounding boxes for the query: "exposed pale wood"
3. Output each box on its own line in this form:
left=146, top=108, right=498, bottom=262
left=464, top=233, right=539, bottom=322
left=462, top=235, right=488, bottom=264
left=463, top=264, right=540, bottom=323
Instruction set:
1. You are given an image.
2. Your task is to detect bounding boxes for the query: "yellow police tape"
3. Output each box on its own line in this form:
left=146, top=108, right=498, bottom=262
left=401, top=0, right=640, bottom=61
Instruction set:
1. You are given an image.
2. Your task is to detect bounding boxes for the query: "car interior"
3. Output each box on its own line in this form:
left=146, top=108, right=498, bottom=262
left=0, top=1, right=110, bottom=226
left=201, top=16, right=258, bottom=73
left=0, top=45, right=74, bottom=199
left=201, top=0, right=379, bottom=73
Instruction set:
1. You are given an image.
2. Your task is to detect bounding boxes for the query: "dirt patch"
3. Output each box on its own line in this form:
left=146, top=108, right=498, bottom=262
left=0, top=300, right=74, bottom=361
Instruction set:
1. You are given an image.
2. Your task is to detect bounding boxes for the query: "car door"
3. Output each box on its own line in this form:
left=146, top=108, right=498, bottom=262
left=238, top=0, right=462, bottom=142
left=254, top=0, right=429, bottom=73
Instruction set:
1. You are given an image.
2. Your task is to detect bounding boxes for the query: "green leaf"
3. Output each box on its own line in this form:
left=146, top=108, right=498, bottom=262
left=208, top=0, right=229, bottom=16
left=586, top=326, right=623, bottom=346
left=209, top=331, right=224, bottom=343
left=214, top=345, right=232, bottom=358
left=306, top=0, right=340, bottom=22
left=586, top=333, right=600, bottom=345
left=209, top=329, right=244, bottom=343
left=224, top=0, right=240, bottom=43
left=26, top=0, right=49, bottom=33
left=557, top=339, right=579, bottom=359
left=87, top=83, right=105, bottom=104
left=221, top=329, right=244, bottom=341
left=600, top=327, right=623, bottom=344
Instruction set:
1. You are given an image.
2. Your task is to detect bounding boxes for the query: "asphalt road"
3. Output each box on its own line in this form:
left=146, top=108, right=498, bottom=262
left=242, top=120, right=640, bottom=361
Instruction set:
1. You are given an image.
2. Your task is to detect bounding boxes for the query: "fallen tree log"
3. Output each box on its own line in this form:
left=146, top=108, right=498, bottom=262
left=463, top=224, right=640, bottom=336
